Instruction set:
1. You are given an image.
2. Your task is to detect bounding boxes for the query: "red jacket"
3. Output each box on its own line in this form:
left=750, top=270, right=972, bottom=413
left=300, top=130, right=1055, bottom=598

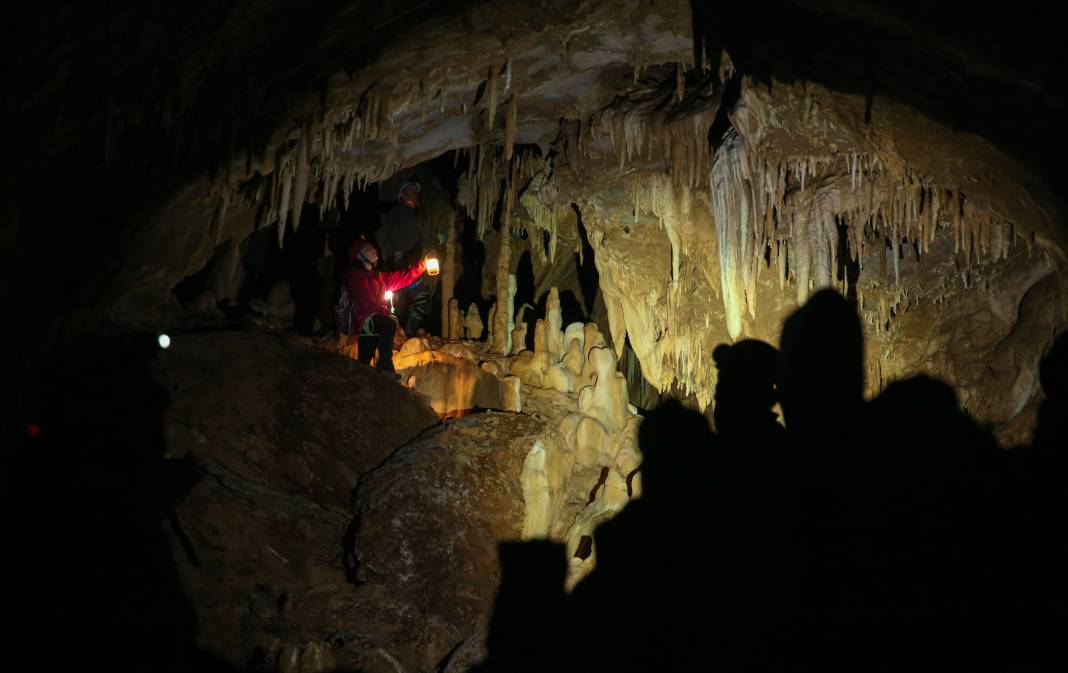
left=345, top=260, right=426, bottom=330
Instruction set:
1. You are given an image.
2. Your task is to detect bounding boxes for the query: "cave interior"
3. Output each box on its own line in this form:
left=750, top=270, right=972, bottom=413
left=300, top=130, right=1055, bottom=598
left=5, top=1, right=1068, bottom=671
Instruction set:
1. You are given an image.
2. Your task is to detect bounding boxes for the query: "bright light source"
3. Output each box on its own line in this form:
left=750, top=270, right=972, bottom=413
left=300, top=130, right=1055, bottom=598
left=384, top=290, right=394, bottom=301
left=426, top=257, right=440, bottom=276
left=157, top=333, right=171, bottom=349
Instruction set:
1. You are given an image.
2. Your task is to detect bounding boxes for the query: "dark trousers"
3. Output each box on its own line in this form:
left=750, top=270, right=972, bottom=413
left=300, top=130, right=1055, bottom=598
left=357, top=313, right=397, bottom=372
left=396, top=280, right=430, bottom=336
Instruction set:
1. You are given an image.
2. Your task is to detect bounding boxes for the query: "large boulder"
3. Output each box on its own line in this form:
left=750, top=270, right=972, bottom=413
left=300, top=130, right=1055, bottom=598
left=352, top=411, right=567, bottom=672
left=154, top=330, right=440, bottom=670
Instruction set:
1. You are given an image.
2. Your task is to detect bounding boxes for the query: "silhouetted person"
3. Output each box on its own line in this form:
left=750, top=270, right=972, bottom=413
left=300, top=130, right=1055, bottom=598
left=710, top=340, right=798, bottom=668
left=474, top=290, right=1063, bottom=672
left=778, top=289, right=864, bottom=439
left=566, top=400, right=717, bottom=672
left=989, top=330, right=1068, bottom=671
left=476, top=541, right=567, bottom=673
left=850, top=375, right=1002, bottom=670
left=712, top=339, right=783, bottom=443
left=775, top=289, right=872, bottom=667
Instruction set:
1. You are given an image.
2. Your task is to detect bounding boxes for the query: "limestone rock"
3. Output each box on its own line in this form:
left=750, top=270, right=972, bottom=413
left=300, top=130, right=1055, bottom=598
left=448, top=297, right=462, bottom=341
left=464, top=304, right=484, bottom=340
left=354, top=412, right=566, bottom=671
left=152, top=330, right=438, bottom=671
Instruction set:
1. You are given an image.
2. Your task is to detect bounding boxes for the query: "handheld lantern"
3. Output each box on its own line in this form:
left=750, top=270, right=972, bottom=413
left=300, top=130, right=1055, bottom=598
left=425, top=257, right=440, bottom=276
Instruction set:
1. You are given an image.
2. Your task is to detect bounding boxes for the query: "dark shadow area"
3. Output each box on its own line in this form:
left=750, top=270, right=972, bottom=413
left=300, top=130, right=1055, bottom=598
left=454, top=216, right=489, bottom=324
left=475, top=288, right=1066, bottom=672
left=514, top=250, right=537, bottom=351
left=8, top=335, right=233, bottom=672
left=835, top=219, right=861, bottom=305
left=621, top=337, right=661, bottom=411
left=572, top=204, right=600, bottom=318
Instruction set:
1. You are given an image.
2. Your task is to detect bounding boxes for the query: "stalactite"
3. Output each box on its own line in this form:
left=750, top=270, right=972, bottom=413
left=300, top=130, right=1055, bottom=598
left=487, top=65, right=499, bottom=131
left=504, top=93, right=518, bottom=160
left=276, top=155, right=294, bottom=247
left=710, top=129, right=760, bottom=338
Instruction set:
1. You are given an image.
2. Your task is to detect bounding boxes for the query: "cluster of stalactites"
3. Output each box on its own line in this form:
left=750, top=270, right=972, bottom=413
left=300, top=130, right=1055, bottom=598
left=706, top=131, right=1027, bottom=337
left=597, top=69, right=718, bottom=190
left=456, top=144, right=543, bottom=240
left=625, top=174, right=686, bottom=286
left=231, top=73, right=464, bottom=247
left=519, top=157, right=565, bottom=264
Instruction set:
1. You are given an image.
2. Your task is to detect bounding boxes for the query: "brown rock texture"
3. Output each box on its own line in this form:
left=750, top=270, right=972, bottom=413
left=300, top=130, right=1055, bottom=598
left=154, top=330, right=440, bottom=669
left=352, top=411, right=565, bottom=671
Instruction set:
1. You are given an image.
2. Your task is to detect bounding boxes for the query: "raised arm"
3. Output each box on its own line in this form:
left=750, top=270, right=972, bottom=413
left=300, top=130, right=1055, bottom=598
left=380, top=259, right=427, bottom=292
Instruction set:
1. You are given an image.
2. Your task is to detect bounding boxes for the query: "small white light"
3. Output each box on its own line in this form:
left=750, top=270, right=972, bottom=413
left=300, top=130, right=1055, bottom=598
left=384, top=290, right=394, bottom=301
left=157, top=333, right=171, bottom=349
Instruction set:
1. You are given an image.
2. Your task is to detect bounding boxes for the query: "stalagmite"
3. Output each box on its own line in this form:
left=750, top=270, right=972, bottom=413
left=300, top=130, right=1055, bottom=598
left=464, top=303, right=484, bottom=340
left=442, top=213, right=458, bottom=336
left=563, top=322, right=585, bottom=354
left=492, top=270, right=516, bottom=354
left=563, top=339, right=584, bottom=378
left=533, top=318, right=547, bottom=355
left=447, top=298, right=461, bottom=341
left=511, top=326, right=528, bottom=354
left=545, top=288, right=565, bottom=360
left=578, top=347, right=631, bottom=436
left=487, top=65, right=499, bottom=131
left=500, top=375, right=522, bottom=413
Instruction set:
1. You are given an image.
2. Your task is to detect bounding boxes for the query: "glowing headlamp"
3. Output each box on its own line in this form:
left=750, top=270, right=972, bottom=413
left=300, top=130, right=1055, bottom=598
left=425, top=257, right=440, bottom=276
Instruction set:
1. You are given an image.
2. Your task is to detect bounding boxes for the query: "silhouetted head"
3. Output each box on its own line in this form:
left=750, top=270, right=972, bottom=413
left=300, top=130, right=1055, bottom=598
left=399, top=179, right=421, bottom=208
left=778, top=289, right=864, bottom=434
left=867, top=374, right=993, bottom=466
left=637, top=399, right=713, bottom=500
left=712, top=339, right=779, bottom=433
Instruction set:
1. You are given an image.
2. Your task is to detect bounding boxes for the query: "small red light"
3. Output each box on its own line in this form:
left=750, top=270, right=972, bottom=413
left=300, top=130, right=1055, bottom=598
left=27, top=423, right=42, bottom=438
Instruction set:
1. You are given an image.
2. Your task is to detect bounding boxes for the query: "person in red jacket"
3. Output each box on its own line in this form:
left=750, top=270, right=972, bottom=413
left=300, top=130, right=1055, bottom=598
left=346, top=239, right=427, bottom=373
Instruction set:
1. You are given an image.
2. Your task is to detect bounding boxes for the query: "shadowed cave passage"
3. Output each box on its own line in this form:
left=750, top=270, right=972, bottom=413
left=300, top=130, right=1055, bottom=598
left=5, top=1, right=1068, bottom=671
